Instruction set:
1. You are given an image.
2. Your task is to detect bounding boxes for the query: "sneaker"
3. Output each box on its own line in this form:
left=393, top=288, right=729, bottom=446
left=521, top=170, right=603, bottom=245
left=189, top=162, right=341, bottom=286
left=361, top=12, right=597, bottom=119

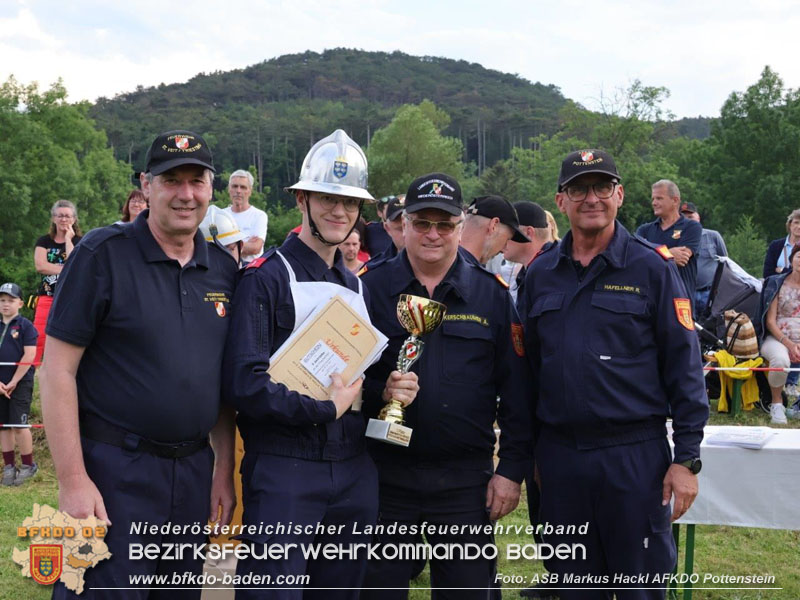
left=1, top=465, right=16, bottom=486
left=770, top=403, right=788, bottom=425
left=13, top=463, right=37, bottom=485
left=784, top=384, right=799, bottom=398
left=787, top=402, right=800, bottom=420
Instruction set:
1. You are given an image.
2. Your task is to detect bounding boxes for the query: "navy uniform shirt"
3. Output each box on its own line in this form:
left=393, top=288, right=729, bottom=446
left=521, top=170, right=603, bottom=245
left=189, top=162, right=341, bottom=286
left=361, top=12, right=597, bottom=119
left=0, top=315, right=37, bottom=384
left=636, top=215, right=702, bottom=297
left=361, top=250, right=533, bottom=483
left=46, top=211, right=237, bottom=442
left=522, top=221, right=708, bottom=462
left=222, top=234, right=368, bottom=461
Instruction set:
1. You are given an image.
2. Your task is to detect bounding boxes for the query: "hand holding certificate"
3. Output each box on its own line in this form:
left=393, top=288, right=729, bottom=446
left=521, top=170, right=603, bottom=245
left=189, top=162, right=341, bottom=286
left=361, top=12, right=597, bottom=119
left=267, top=295, right=388, bottom=403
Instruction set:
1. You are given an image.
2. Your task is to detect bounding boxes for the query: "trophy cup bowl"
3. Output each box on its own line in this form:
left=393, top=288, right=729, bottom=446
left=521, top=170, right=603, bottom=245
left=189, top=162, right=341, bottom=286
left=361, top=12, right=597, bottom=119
left=366, top=294, right=446, bottom=446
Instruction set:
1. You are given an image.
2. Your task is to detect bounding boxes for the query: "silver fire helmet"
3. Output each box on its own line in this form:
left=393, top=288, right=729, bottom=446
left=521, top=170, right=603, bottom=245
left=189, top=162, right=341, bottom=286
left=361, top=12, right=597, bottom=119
left=286, top=129, right=374, bottom=202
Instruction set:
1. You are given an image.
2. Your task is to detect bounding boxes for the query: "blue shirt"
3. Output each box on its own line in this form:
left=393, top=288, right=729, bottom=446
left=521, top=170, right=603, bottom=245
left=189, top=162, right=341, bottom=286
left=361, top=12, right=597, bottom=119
left=522, top=221, right=708, bottom=462
left=46, top=211, right=238, bottom=442
left=222, top=234, right=368, bottom=461
left=636, top=215, right=702, bottom=297
left=361, top=250, right=533, bottom=483
left=0, top=315, right=37, bottom=384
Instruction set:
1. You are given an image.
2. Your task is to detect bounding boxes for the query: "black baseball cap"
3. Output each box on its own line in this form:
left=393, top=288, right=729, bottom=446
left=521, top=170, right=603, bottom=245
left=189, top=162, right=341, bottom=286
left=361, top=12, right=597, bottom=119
left=405, top=173, right=463, bottom=216
left=0, top=283, right=22, bottom=299
left=145, top=130, right=215, bottom=176
left=467, top=196, right=531, bottom=243
left=680, top=201, right=698, bottom=214
left=558, top=150, right=620, bottom=190
left=513, top=201, right=548, bottom=229
left=386, top=195, right=406, bottom=221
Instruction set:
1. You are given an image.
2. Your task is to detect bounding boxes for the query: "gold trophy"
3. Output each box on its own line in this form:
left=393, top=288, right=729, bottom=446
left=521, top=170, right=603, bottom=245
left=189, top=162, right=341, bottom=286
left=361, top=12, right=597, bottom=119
left=366, top=294, right=446, bottom=446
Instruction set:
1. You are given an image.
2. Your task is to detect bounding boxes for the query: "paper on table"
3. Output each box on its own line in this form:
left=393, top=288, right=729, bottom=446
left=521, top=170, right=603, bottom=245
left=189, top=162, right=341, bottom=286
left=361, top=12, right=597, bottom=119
left=267, top=295, right=388, bottom=400
left=705, top=426, right=776, bottom=449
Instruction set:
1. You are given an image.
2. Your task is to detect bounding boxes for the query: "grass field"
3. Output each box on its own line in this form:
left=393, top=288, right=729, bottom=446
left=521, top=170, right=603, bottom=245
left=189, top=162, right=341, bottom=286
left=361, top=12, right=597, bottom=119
left=2, top=388, right=799, bottom=599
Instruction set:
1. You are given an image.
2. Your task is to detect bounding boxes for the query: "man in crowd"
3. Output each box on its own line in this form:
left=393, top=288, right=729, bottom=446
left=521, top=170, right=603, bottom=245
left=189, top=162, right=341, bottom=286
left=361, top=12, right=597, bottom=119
left=460, top=194, right=530, bottom=266
left=340, top=227, right=366, bottom=273
left=680, top=201, right=728, bottom=317
left=502, top=201, right=555, bottom=307
left=41, top=130, right=238, bottom=599
left=636, top=179, right=702, bottom=298
left=361, top=173, right=533, bottom=598
left=522, top=150, right=709, bottom=599
left=222, top=129, right=418, bottom=597
left=223, top=169, right=268, bottom=263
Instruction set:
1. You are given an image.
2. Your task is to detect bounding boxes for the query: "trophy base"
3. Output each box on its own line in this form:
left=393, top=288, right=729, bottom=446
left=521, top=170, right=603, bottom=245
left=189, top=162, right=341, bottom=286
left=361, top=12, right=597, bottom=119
left=366, top=419, right=412, bottom=447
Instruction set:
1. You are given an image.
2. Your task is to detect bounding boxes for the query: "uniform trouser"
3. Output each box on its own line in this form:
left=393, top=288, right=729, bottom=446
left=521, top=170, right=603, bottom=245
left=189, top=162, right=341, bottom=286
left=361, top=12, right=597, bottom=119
left=361, top=463, right=496, bottom=600
left=536, top=430, right=676, bottom=600
left=52, top=437, right=213, bottom=600
left=234, top=452, right=378, bottom=600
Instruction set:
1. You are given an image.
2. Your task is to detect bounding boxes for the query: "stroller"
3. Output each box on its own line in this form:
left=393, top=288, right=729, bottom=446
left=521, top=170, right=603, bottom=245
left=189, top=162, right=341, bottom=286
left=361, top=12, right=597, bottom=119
left=694, top=257, right=773, bottom=413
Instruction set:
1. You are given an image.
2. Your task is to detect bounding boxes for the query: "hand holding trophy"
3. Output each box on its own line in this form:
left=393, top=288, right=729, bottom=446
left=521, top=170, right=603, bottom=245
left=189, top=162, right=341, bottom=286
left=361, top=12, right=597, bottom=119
left=366, top=294, right=446, bottom=446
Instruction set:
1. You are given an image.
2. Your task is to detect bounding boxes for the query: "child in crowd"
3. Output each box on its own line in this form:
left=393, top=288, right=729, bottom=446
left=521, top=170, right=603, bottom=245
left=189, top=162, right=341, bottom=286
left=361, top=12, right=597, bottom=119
left=0, top=283, right=38, bottom=485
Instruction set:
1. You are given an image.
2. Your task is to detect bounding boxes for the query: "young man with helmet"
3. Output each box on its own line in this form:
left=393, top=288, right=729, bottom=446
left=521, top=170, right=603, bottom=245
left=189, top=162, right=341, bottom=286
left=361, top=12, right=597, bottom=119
left=222, top=129, right=418, bottom=598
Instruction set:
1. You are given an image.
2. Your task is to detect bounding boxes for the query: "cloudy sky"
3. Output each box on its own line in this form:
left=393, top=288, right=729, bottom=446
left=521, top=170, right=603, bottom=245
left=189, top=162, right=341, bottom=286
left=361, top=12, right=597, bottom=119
left=2, top=0, right=799, bottom=118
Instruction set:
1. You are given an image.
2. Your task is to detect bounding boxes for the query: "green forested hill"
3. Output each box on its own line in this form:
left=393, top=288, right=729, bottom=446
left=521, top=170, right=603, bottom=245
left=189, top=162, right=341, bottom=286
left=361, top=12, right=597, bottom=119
left=89, top=49, right=568, bottom=202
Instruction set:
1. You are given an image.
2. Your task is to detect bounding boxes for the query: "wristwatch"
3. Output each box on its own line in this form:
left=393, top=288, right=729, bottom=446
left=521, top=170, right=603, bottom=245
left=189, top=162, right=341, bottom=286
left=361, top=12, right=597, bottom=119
left=675, top=458, right=702, bottom=474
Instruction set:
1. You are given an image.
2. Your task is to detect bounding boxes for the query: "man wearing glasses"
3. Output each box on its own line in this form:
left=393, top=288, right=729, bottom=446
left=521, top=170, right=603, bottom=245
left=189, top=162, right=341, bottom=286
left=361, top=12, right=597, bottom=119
left=520, top=150, right=708, bottom=599
left=223, top=130, right=418, bottom=597
left=360, top=172, right=533, bottom=598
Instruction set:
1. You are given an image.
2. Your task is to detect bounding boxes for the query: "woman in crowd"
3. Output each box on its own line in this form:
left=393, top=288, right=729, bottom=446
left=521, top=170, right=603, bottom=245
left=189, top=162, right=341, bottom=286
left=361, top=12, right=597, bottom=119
left=119, top=188, right=148, bottom=223
left=763, top=209, right=800, bottom=278
left=758, top=243, right=800, bottom=424
left=545, top=209, right=561, bottom=242
left=32, top=200, right=82, bottom=363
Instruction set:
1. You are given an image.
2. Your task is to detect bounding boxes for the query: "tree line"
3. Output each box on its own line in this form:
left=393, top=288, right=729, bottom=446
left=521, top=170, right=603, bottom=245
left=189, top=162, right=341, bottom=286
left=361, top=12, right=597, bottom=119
left=1, top=63, right=796, bottom=305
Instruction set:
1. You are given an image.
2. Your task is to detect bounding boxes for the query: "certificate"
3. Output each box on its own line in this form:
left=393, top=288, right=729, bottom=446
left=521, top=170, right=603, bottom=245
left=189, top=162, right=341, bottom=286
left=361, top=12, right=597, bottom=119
left=267, top=295, right=388, bottom=401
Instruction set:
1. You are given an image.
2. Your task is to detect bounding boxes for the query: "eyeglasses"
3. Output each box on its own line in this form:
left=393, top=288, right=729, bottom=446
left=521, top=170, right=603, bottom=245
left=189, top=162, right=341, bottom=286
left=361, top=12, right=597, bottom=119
left=53, top=214, right=74, bottom=220
left=563, top=181, right=617, bottom=202
left=129, top=198, right=148, bottom=205
left=405, top=216, right=463, bottom=235
left=315, top=195, right=362, bottom=213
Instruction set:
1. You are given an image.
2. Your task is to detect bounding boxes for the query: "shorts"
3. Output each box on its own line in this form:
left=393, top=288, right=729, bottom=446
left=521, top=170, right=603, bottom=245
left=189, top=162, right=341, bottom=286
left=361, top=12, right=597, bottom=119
left=0, top=379, right=33, bottom=425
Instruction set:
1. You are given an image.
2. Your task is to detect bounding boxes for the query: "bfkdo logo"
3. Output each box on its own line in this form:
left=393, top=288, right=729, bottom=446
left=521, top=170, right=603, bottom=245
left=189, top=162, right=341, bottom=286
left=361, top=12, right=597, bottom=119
left=31, top=544, right=63, bottom=585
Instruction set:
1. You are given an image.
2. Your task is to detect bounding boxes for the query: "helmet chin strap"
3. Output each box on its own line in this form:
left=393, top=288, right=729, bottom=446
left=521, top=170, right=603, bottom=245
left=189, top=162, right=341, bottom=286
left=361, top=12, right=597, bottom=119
left=303, top=191, right=364, bottom=247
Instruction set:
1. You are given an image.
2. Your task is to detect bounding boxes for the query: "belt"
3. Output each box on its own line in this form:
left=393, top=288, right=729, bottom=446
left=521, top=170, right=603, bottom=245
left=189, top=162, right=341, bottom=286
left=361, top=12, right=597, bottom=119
left=79, top=412, right=208, bottom=459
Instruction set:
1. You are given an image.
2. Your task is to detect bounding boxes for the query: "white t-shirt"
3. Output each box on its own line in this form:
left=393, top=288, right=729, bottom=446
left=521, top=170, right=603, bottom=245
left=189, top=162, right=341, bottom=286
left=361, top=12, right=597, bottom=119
left=223, top=205, right=268, bottom=262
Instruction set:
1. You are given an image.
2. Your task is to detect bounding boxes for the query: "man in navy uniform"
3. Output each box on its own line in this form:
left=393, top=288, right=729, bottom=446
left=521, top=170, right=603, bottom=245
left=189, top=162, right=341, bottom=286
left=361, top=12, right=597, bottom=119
left=41, top=130, right=238, bottom=599
left=636, top=180, right=702, bottom=298
left=222, top=130, right=418, bottom=598
left=521, top=150, right=708, bottom=600
left=360, top=172, right=533, bottom=599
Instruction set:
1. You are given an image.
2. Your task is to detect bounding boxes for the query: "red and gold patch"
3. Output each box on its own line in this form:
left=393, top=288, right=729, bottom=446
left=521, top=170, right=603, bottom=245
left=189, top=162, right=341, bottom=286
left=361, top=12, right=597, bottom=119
left=494, top=274, right=509, bottom=289
left=356, top=265, right=368, bottom=277
left=31, top=544, right=62, bottom=585
left=511, top=323, right=525, bottom=357
left=655, top=245, right=674, bottom=260
left=674, top=298, right=694, bottom=331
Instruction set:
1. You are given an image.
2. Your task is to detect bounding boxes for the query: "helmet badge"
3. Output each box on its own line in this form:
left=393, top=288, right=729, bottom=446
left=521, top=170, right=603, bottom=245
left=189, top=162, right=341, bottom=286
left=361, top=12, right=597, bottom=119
left=333, top=156, right=348, bottom=179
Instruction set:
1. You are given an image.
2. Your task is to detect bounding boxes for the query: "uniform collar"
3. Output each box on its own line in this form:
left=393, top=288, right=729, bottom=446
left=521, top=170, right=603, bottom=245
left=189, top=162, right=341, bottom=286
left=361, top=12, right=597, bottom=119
left=658, top=214, right=690, bottom=232
left=388, top=249, right=471, bottom=301
left=1, top=314, right=21, bottom=328
left=281, top=233, right=350, bottom=282
left=552, top=221, right=629, bottom=270
left=133, top=209, right=209, bottom=268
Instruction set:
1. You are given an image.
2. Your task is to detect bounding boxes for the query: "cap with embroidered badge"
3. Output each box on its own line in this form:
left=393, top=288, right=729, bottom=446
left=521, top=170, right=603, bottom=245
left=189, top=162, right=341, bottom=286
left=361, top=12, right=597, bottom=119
left=144, top=130, right=215, bottom=176
left=558, top=149, right=620, bottom=190
left=405, top=173, right=463, bottom=216
left=680, top=201, right=698, bottom=214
